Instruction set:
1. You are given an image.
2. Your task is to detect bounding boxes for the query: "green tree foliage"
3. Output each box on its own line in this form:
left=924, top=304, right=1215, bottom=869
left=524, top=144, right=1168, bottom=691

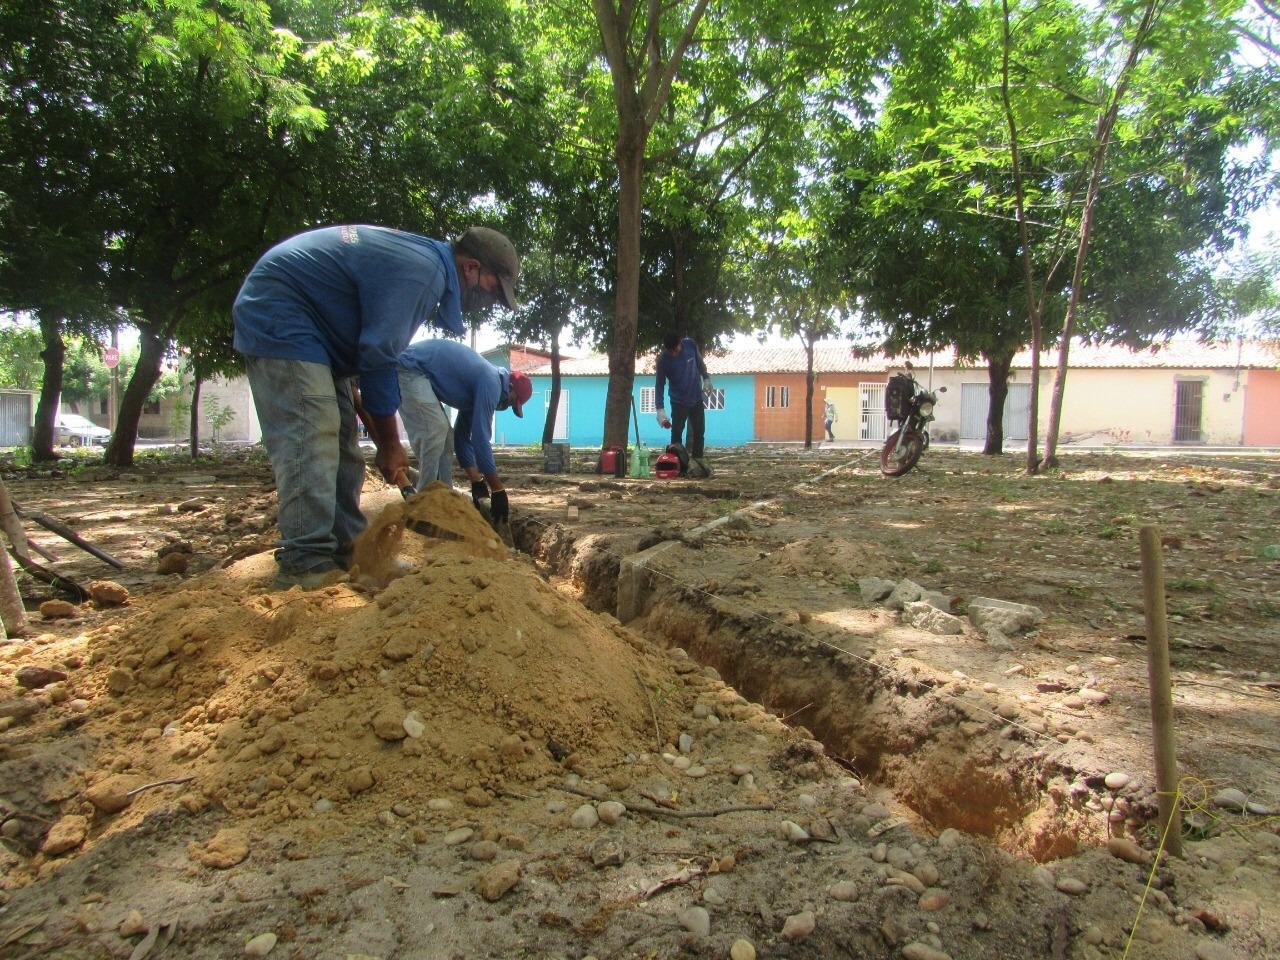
left=0, top=320, right=44, bottom=390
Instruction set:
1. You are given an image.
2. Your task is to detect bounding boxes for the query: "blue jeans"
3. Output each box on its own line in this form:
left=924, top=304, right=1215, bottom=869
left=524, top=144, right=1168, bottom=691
left=397, top=367, right=454, bottom=490
left=245, top=356, right=366, bottom=574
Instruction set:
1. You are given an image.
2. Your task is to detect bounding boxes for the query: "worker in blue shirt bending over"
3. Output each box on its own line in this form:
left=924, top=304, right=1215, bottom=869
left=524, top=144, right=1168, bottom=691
left=233, top=224, right=520, bottom=589
left=396, top=339, right=532, bottom=526
left=654, top=332, right=712, bottom=464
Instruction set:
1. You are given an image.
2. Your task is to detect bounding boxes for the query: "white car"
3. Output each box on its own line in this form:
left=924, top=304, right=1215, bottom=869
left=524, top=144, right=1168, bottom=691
left=55, top=413, right=112, bottom=447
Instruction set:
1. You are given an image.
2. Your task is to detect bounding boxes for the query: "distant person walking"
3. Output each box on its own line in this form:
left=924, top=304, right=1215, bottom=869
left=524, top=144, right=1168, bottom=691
left=824, top=398, right=838, bottom=442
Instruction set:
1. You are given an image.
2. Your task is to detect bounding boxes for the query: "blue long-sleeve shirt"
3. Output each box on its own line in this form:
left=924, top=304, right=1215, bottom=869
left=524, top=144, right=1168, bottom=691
left=232, top=225, right=466, bottom=417
left=654, top=337, right=709, bottom=409
left=397, top=339, right=510, bottom=477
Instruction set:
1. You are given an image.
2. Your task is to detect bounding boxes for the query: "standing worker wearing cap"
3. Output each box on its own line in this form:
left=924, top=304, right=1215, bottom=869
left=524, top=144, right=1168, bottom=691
left=396, top=339, right=532, bottom=526
left=233, top=224, right=519, bottom=589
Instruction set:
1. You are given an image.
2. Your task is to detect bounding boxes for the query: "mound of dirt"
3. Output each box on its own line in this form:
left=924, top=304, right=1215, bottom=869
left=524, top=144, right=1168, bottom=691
left=8, top=496, right=695, bottom=870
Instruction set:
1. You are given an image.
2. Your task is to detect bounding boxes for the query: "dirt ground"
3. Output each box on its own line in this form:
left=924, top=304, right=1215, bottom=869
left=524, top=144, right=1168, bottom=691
left=0, top=444, right=1277, bottom=960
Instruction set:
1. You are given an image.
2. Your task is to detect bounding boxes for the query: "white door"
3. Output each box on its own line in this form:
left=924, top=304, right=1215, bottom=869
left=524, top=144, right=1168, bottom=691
left=544, top=389, right=569, bottom=441
left=859, top=383, right=887, bottom=440
left=962, top=382, right=1031, bottom=442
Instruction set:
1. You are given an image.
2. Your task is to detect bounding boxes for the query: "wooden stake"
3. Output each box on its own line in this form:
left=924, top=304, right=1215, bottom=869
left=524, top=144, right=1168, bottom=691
left=1138, top=525, right=1182, bottom=858
left=0, top=481, right=29, bottom=636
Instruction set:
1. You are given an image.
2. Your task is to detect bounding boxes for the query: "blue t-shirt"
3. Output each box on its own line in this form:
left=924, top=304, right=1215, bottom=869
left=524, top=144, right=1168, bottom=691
left=655, top=337, right=709, bottom=409
left=232, top=225, right=466, bottom=417
left=397, top=339, right=511, bottom=477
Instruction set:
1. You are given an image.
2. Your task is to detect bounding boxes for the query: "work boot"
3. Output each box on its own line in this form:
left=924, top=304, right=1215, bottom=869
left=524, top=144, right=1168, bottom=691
left=272, top=565, right=346, bottom=591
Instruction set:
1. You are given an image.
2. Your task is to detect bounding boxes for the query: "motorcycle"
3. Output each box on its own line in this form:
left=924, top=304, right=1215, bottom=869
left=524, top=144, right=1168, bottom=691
left=880, top=362, right=946, bottom=477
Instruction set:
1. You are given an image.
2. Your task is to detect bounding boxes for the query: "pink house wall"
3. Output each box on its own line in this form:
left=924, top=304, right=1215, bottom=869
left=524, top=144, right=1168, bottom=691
left=1244, top=369, right=1280, bottom=446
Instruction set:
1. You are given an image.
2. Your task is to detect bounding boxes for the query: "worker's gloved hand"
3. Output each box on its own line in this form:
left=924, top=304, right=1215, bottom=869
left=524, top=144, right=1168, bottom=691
left=655, top=407, right=671, bottom=429
left=702, top=375, right=714, bottom=392
left=489, top=490, right=510, bottom=524
left=470, top=480, right=489, bottom=506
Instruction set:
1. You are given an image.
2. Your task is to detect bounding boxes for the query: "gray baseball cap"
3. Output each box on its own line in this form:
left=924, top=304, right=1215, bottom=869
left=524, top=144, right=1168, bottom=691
left=456, top=226, right=520, bottom=310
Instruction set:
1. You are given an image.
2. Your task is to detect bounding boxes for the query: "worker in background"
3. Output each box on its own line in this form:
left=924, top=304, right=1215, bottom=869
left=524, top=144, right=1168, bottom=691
left=654, top=332, right=712, bottom=463
left=824, top=397, right=838, bottom=442
left=397, top=339, right=532, bottom=526
left=233, top=224, right=520, bottom=589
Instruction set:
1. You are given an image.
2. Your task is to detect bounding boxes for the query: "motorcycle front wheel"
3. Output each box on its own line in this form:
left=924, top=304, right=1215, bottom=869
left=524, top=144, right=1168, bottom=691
left=880, top=428, right=924, bottom=476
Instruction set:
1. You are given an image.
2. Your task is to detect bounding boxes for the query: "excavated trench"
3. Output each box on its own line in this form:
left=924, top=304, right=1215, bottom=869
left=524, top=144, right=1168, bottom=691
left=511, top=515, right=1110, bottom=863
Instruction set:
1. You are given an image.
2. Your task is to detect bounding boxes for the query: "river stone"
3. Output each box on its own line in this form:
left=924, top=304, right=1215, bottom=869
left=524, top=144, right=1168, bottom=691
left=570, top=804, right=599, bottom=829
left=1213, top=788, right=1249, bottom=812
left=1107, top=837, right=1149, bottom=864
left=244, top=933, right=277, bottom=956
left=781, top=820, right=810, bottom=843
left=85, top=776, right=136, bottom=814
left=828, top=880, right=860, bottom=902
left=678, top=906, right=710, bottom=938
left=968, top=597, right=1044, bottom=634
left=781, top=910, right=816, bottom=942
left=902, top=944, right=951, bottom=960
left=16, top=665, right=68, bottom=689
left=474, top=860, right=521, bottom=901
left=730, top=939, right=757, bottom=960
left=443, top=828, right=474, bottom=846
left=1055, top=876, right=1088, bottom=895
left=598, top=801, right=626, bottom=825
left=919, top=889, right=950, bottom=911
left=1104, top=771, right=1131, bottom=790
left=589, top=837, right=625, bottom=868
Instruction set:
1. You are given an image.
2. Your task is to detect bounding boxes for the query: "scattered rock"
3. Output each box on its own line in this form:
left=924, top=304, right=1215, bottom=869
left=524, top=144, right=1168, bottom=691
left=678, top=906, right=711, bottom=938
left=885, top=579, right=925, bottom=611
left=106, top=667, right=134, bottom=695
left=919, top=889, right=950, bottom=911
left=346, top=767, right=375, bottom=794
left=967, top=597, right=1044, bottom=634
left=15, top=665, right=68, bottom=689
left=41, top=815, right=88, bottom=856
left=371, top=707, right=407, bottom=741
left=402, top=711, right=426, bottom=739
left=1104, top=771, right=1131, bottom=790
left=469, top=840, right=500, bottom=862
left=443, top=828, right=474, bottom=846
left=781, top=910, right=815, bottom=942
left=244, top=932, right=277, bottom=956
left=589, top=837, right=625, bottom=868
left=902, top=944, right=951, bottom=960
left=1213, top=788, right=1249, bottom=813
left=474, top=859, right=521, bottom=901
left=118, top=910, right=148, bottom=937
left=570, top=804, right=600, bottom=829
left=1107, top=837, right=1149, bottom=865
left=157, top=552, right=189, bottom=575
left=88, top=580, right=130, bottom=607
left=828, top=881, right=859, bottom=901
left=39, top=599, right=78, bottom=620
left=858, top=577, right=895, bottom=603
left=902, top=601, right=965, bottom=635
left=597, top=800, right=626, bottom=825
left=85, top=776, right=137, bottom=814
left=188, top=829, right=249, bottom=869
left=1055, top=876, right=1088, bottom=896
left=730, top=939, right=757, bottom=960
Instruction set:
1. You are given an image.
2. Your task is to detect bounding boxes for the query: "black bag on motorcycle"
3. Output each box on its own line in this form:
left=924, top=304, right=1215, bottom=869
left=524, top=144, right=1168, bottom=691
left=885, top=373, right=914, bottom=421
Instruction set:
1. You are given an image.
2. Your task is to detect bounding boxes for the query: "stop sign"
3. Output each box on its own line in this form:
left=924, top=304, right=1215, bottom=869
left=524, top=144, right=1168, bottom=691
left=104, top=347, right=120, bottom=369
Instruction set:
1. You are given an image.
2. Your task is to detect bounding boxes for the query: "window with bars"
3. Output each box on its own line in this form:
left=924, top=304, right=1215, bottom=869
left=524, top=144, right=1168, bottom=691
left=704, top=386, right=725, bottom=410
left=765, top=385, right=790, bottom=408
left=639, top=387, right=656, bottom=413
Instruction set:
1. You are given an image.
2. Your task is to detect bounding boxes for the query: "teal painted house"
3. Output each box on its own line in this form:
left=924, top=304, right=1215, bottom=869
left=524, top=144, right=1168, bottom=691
left=484, top=349, right=755, bottom=449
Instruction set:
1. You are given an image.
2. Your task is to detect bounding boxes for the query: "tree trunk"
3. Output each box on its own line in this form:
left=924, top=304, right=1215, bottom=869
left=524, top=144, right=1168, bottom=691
left=1026, top=324, right=1042, bottom=473
left=189, top=375, right=202, bottom=460
left=31, top=314, right=66, bottom=462
left=541, top=325, right=563, bottom=446
left=602, top=138, right=645, bottom=449
left=803, top=335, right=815, bottom=451
left=982, top=351, right=1013, bottom=456
left=1043, top=0, right=1159, bottom=468
left=104, top=326, right=167, bottom=467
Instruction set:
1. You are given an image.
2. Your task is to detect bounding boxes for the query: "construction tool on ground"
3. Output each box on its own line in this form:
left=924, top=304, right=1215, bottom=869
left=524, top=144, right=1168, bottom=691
left=629, top=395, right=651, bottom=478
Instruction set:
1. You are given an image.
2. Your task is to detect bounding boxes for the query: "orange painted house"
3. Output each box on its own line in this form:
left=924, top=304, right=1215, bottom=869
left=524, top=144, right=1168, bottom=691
left=1245, top=368, right=1280, bottom=446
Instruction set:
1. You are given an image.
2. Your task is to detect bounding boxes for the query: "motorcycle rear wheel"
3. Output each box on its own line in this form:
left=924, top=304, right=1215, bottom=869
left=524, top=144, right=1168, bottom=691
left=880, top=429, right=924, bottom=476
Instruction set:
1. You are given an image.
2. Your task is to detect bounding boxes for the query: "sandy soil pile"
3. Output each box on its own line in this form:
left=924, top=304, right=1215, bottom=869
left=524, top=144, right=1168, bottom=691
left=29, top=488, right=679, bottom=841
